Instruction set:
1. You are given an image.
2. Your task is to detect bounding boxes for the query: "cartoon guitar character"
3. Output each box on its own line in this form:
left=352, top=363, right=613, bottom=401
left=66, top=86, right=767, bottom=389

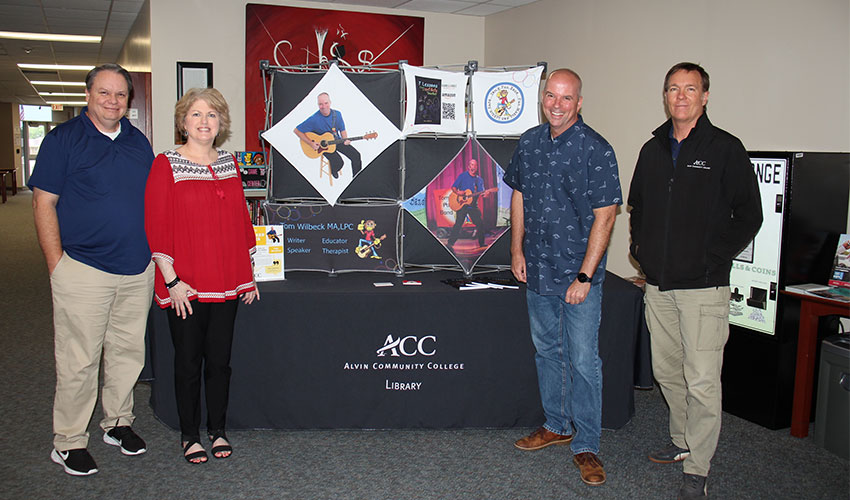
left=449, top=187, right=498, bottom=212
left=300, top=131, right=378, bottom=159
left=356, top=234, right=386, bottom=259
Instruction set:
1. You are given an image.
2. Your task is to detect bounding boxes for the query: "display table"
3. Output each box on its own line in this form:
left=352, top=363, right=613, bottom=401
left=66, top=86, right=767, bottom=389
left=781, top=290, right=850, bottom=437
left=146, top=271, right=650, bottom=430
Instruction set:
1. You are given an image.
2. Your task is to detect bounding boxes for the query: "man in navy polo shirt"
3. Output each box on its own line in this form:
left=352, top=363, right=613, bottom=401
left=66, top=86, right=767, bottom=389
left=505, top=69, right=621, bottom=487
left=29, top=63, right=155, bottom=476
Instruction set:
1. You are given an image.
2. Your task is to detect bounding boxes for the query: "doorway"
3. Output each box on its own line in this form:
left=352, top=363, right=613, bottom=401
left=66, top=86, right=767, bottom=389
left=22, top=122, right=51, bottom=185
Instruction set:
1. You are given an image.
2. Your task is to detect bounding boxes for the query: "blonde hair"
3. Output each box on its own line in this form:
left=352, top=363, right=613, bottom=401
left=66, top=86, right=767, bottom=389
left=174, top=87, right=232, bottom=146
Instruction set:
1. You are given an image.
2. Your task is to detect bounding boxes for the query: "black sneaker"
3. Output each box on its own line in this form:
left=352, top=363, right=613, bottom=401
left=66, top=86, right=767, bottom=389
left=678, top=473, right=707, bottom=499
left=103, top=426, right=147, bottom=455
left=51, top=448, right=98, bottom=476
left=648, top=442, right=690, bottom=463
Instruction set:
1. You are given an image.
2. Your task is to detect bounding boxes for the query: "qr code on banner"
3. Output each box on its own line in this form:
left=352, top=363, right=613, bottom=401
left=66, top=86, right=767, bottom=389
left=442, top=103, right=455, bottom=120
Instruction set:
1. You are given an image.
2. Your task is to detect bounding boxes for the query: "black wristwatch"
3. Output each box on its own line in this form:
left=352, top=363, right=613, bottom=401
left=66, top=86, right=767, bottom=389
left=577, top=272, right=591, bottom=283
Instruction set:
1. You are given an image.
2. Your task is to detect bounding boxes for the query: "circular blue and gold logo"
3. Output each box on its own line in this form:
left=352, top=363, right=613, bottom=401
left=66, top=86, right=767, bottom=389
left=485, top=82, right=524, bottom=124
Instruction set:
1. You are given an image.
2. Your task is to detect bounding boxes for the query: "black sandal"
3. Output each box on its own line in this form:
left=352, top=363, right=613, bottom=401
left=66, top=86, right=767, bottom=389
left=182, top=439, right=208, bottom=464
left=208, top=430, right=232, bottom=459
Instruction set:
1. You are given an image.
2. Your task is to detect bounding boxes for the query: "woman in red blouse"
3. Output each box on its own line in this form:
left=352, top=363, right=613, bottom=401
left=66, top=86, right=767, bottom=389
left=145, top=88, right=258, bottom=464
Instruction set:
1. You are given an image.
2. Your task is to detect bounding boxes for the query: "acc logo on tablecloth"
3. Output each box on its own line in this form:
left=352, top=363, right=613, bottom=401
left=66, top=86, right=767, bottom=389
left=485, top=82, right=524, bottom=124
left=376, top=335, right=436, bottom=357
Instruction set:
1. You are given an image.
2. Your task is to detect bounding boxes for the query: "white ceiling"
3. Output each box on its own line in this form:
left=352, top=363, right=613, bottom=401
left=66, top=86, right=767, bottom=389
left=322, top=0, right=537, bottom=16
left=0, top=0, right=534, bottom=106
left=0, top=0, right=146, bottom=105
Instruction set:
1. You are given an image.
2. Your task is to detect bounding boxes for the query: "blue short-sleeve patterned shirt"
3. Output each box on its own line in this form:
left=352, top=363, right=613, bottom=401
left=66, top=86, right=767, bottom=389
left=504, top=116, right=622, bottom=296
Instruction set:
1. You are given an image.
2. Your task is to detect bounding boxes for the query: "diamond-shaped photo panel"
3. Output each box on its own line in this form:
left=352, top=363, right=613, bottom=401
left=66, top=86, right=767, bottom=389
left=262, top=65, right=401, bottom=205
left=403, top=138, right=512, bottom=273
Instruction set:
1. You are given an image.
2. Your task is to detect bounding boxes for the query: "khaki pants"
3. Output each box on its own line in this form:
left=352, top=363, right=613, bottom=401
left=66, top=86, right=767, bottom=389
left=50, top=253, right=154, bottom=451
left=644, top=284, right=730, bottom=477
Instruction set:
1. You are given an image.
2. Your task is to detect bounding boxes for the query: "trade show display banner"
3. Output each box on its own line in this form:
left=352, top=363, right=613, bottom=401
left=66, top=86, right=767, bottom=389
left=262, top=65, right=401, bottom=206
left=265, top=203, right=400, bottom=273
left=729, top=157, right=787, bottom=334
left=401, top=64, right=468, bottom=136
left=402, top=138, right=512, bottom=274
left=245, top=3, right=423, bottom=150
left=470, top=66, right=544, bottom=136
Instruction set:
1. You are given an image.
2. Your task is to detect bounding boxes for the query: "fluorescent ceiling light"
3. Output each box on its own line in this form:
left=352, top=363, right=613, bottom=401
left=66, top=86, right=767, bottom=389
left=30, top=81, right=87, bottom=87
left=38, top=92, right=86, bottom=97
left=19, top=63, right=94, bottom=71
left=0, top=31, right=100, bottom=43
left=45, top=101, right=87, bottom=106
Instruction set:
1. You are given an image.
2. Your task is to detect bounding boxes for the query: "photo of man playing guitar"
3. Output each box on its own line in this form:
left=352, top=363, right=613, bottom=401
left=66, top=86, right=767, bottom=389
left=447, top=159, right=495, bottom=251
left=294, top=92, right=369, bottom=179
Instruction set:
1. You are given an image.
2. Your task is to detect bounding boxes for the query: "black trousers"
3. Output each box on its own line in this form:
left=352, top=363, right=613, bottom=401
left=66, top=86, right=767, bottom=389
left=325, top=143, right=362, bottom=176
left=448, top=206, right=485, bottom=246
left=166, top=300, right=238, bottom=441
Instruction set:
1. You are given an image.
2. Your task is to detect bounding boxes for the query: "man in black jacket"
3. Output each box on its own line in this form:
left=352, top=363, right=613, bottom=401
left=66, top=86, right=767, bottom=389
left=628, top=62, right=762, bottom=499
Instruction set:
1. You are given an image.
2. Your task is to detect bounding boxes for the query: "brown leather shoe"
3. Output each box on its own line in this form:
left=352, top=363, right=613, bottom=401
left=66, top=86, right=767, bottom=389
left=573, top=452, right=606, bottom=486
left=514, top=426, right=573, bottom=451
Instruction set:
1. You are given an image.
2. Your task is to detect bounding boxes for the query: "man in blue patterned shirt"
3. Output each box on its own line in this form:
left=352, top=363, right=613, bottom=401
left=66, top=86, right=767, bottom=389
left=504, top=69, right=622, bottom=487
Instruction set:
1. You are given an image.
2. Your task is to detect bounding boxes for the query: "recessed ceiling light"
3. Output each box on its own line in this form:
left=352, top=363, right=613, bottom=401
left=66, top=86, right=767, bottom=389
left=30, top=81, right=87, bottom=87
left=19, top=63, right=94, bottom=71
left=45, top=101, right=87, bottom=106
left=0, top=31, right=100, bottom=43
left=38, top=92, right=86, bottom=97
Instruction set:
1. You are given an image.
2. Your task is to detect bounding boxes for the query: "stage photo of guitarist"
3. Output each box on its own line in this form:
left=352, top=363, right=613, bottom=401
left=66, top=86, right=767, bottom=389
left=294, top=92, right=362, bottom=179
left=447, top=159, right=495, bottom=251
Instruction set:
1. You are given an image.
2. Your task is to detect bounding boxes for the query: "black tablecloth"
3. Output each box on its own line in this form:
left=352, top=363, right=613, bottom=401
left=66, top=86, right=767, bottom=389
left=146, top=270, right=650, bottom=430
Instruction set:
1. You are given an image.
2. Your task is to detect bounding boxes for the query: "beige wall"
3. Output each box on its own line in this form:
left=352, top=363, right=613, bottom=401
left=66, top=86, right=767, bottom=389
left=117, top=0, right=151, bottom=72
left=486, top=0, right=850, bottom=277
left=149, top=0, right=485, bottom=154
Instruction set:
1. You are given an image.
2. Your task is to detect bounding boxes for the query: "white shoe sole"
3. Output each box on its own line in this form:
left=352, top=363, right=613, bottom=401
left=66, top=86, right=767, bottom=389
left=102, top=432, right=147, bottom=455
left=51, top=449, right=98, bottom=476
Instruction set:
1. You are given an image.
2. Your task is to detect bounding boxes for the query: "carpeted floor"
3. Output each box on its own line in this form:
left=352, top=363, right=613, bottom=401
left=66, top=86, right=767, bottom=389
left=1, top=190, right=847, bottom=499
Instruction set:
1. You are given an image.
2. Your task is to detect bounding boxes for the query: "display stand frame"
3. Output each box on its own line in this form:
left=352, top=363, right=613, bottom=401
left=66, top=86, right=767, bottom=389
left=257, top=59, right=545, bottom=277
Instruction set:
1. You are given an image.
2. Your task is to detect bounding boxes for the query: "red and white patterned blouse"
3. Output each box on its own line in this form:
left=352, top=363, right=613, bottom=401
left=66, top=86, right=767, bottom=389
left=145, top=149, right=256, bottom=307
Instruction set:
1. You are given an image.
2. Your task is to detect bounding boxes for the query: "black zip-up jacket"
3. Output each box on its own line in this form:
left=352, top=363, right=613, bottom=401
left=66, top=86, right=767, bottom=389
left=628, top=113, right=763, bottom=290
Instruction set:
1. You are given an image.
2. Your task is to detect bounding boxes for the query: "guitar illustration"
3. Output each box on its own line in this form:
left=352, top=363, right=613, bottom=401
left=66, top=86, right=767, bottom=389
left=449, top=187, right=498, bottom=212
left=301, top=131, right=378, bottom=159
left=356, top=234, right=386, bottom=259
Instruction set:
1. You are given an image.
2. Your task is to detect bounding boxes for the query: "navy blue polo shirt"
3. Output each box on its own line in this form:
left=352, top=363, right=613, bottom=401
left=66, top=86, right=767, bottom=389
left=28, top=107, right=155, bottom=275
left=504, top=116, right=622, bottom=296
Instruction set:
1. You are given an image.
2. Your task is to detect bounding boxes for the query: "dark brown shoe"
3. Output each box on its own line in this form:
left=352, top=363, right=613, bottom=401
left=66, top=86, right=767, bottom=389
left=514, top=426, right=573, bottom=451
left=573, top=452, right=606, bottom=486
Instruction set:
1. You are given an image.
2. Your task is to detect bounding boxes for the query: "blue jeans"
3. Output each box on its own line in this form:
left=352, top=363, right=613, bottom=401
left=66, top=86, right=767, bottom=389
left=526, top=286, right=603, bottom=455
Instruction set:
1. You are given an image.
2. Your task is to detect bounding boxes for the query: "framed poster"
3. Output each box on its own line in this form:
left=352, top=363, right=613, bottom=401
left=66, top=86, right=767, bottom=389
left=245, top=3, right=424, bottom=150
left=177, top=62, right=213, bottom=98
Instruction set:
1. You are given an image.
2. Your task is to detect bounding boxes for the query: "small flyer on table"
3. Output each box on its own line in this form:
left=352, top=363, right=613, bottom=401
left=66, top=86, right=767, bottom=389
left=253, top=225, right=285, bottom=282
left=828, top=233, right=850, bottom=288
